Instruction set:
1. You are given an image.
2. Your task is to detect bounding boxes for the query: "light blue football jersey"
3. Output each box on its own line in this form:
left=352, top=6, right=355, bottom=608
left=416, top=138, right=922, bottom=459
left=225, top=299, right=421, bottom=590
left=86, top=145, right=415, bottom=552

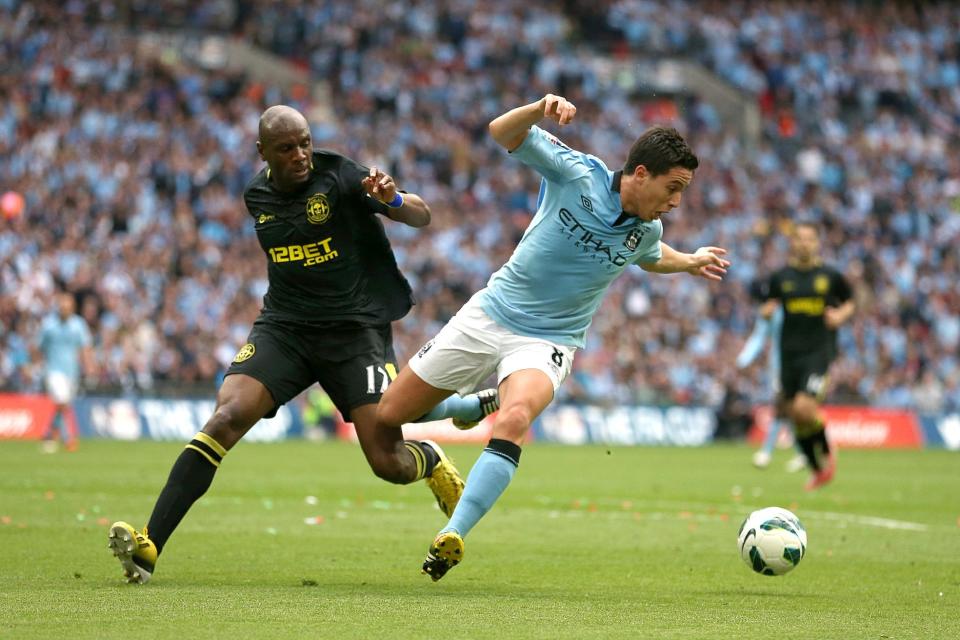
left=477, top=125, right=663, bottom=348
left=39, top=314, right=91, bottom=380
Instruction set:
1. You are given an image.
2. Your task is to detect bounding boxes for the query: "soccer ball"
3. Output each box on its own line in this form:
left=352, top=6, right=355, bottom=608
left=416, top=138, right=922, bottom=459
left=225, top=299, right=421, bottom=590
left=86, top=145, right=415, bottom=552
left=737, top=506, right=807, bottom=576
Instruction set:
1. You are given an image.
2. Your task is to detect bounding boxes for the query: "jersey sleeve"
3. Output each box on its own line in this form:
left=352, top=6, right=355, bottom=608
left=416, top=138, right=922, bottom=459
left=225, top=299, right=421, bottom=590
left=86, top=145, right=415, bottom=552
left=336, top=154, right=391, bottom=216
left=632, top=222, right=664, bottom=264
left=831, top=270, right=853, bottom=302
left=633, top=240, right=663, bottom=264
left=767, top=270, right=783, bottom=299
left=510, top=125, right=593, bottom=184
left=37, top=319, right=51, bottom=350
left=337, top=154, right=370, bottom=198
left=77, top=319, right=92, bottom=348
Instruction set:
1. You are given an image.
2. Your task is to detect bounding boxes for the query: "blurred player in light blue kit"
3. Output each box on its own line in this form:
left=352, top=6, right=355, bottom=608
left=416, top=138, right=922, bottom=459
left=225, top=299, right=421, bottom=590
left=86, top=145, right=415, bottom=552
left=737, top=279, right=806, bottom=472
left=36, top=292, right=94, bottom=452
left=375, top=93, right=731, bottom=581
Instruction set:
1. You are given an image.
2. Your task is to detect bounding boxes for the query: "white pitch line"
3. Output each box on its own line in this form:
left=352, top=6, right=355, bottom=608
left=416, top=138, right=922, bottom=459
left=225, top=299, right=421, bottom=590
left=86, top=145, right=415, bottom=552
left=533, top=496, right=935, bottom=532
left=800, top=509, right=929, bottom=532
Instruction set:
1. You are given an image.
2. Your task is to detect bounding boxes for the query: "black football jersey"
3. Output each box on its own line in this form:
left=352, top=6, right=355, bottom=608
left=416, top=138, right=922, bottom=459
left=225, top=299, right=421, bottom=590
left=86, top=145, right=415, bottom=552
left=242, top=150, right=414, bottom=326
left=767, top=263, right=852, bottom=356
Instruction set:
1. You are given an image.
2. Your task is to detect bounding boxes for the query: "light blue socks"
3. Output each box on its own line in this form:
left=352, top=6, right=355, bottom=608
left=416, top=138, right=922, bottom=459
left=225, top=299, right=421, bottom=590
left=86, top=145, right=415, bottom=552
left=416, top=394, right=481, bottom=424
left=441, top=439, right=521, bottom=538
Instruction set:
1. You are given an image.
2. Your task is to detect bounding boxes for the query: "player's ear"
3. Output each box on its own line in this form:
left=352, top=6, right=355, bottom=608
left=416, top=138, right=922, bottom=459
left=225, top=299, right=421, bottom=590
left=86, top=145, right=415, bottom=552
left=633, top=164, right=649, bottom=182
left=256, top=140, right=264, bottom=160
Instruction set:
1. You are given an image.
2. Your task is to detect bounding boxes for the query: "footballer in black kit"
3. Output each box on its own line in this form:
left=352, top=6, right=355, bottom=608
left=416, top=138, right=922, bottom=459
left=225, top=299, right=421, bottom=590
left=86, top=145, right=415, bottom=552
left=763, top=221, right=855, bottom=491
left=107, top=106, right=495, bottom=584
left=232, top=147, right=414, bottom=420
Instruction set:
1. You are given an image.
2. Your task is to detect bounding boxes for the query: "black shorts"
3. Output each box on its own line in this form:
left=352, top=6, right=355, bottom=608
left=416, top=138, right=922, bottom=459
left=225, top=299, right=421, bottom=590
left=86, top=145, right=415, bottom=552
left=226, top=318, right=398, bottom=421
left=780, top=349, right=832, bottom=400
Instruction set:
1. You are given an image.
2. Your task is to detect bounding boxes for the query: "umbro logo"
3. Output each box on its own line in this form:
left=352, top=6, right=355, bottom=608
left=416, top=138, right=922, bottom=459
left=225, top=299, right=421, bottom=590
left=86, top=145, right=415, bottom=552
left=417, top=340, right=434, bottom=359
left=580, top=195, right=593, bottom=212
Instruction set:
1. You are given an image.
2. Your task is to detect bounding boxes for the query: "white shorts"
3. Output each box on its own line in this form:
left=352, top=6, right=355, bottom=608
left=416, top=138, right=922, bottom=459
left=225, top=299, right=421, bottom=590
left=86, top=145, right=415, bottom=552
left=408, top=295, right=576, bottom=396
left=45, top=371, right=77, bottom=405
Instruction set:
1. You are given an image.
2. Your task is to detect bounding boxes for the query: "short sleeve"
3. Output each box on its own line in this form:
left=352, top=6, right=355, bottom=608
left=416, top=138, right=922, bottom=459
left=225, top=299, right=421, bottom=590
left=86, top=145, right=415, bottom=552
left=336, top=154, right=370, bottom=199
left=633, top=240, right=663, bottom=264
left=832, top=271, right=853, bottom=302
left=767, top=271, right=783, bottom=299
left=510, top=125, right=593, bottom=184
left=37, top=320, right=51, bottom=349
left=77, top=320, right=92, bottom=347
left=632, top=222, right=664, bottom=264
left=335, top=154, right=393, bottom=216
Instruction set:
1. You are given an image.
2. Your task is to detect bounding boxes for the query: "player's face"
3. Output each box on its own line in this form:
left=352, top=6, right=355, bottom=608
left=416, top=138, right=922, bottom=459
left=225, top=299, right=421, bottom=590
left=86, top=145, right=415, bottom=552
left=626, top=165, right=693, bottom=222
left=791, top=226, right=820, bottom=263
left=258, top=125, right=312, bottom=191
left=57, top=294, right=75, bottom=318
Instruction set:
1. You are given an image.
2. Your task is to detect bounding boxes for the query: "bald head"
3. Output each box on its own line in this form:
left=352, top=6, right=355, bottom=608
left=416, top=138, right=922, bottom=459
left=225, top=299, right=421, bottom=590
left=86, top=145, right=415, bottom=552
left=257, top=105, right=313, bottom=191
left=258, top=105, right=309, bottom=145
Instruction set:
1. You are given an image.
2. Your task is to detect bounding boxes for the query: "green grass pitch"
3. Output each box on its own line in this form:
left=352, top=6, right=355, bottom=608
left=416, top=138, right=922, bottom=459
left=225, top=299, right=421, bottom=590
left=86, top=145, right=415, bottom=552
left=1, top=440, right=957, bottom=639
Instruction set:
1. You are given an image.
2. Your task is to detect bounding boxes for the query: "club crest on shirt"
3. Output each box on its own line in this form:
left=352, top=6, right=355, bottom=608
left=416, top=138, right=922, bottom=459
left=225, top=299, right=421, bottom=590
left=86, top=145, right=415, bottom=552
left=306, top=192, right=331, bottom=225
left=814, top=274, right=830, bottom=294
left=624, top=227, right=644, bottom=251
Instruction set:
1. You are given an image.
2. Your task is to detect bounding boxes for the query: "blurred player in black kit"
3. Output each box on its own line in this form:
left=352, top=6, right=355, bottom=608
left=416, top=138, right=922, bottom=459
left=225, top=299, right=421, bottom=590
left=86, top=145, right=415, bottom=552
left=108, top=105, right=498, bottom=583
left=762, top=222, right=854, bottom=491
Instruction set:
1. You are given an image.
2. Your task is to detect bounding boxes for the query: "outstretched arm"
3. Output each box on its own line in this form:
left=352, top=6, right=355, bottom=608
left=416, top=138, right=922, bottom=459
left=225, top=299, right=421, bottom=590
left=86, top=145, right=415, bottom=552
left=361, top=166, right=431, bottom=227
left=639, top=242, right=730, bottom=281
left=489, top=94, right=577, bottom=152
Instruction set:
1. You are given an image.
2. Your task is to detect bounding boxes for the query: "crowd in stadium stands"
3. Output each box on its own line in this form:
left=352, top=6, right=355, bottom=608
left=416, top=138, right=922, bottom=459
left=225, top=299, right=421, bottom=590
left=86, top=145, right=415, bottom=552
left=1, top=0, right=958, bottom=415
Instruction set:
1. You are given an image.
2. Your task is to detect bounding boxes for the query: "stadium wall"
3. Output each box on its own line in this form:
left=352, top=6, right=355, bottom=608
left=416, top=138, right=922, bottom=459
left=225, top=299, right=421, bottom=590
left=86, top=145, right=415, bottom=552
left=2, top=394, right=957, bottom=450
left=0, top=395, right=301, bottom=442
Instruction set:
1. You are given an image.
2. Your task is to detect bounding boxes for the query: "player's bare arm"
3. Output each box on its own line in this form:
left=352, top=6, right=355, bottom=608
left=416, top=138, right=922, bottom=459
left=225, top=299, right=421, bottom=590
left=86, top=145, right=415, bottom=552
left=760, top=299, right=779, bottom=319
left=640, top=242, right=730, bottom=281
left=824, top=299, right=855, bottom=329
left=489, top=93, right=577, bottom=151
left=362, top=166, right=431, bottom=227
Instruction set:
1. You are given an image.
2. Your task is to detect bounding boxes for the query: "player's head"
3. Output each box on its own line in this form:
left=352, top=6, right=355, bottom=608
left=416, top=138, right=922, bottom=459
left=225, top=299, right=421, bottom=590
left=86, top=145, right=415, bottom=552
left=56, top=292, right=75, bottom=319
left=257, top=105, right=313, bottom=191
left=620, top=127, right=698, bottom=222
left=790, top=221, right=821, bottom=265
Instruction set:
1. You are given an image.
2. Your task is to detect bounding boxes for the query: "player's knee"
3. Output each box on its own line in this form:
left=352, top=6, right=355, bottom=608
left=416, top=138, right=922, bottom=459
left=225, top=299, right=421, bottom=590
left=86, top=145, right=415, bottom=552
left=203, top=403, right=256, bottom=449
left=368, top=453, right=407, bottom=484
left=791, top=398, right=818, bottom=424
left=373, top=394, right=402, bottom=428
left=493, top=404, right=534, bottom=442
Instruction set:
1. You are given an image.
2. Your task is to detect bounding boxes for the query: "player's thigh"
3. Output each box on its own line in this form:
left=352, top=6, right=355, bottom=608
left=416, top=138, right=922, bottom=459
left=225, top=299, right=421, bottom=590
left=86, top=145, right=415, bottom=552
left=45, top=371, right=76, bottom=405
left=313, top=324, right=405, bottom=423
left=375, top=365, right=456, bottom=428
left=778, top=357, right=804, bottom=406
left=498, top=335, right=575, bottom=397
left=493, top=337, right=576, bottom=442
left=224, top=319, right=316, bottom=419
left=406, top=307, right=502, bottom=397
left=493, top=369, right=556, bottom=443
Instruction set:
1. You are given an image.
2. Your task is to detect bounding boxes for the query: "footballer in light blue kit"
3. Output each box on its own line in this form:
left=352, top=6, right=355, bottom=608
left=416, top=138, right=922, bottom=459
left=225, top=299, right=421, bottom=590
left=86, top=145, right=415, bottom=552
left=374, top=94, right=731, bottom=581
left=38, top=292, right=93, bottom=450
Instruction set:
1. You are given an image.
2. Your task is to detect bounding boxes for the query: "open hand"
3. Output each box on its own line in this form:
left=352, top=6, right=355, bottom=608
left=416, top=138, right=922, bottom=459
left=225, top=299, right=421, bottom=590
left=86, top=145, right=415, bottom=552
left=686, top=246, right=730, bottom=281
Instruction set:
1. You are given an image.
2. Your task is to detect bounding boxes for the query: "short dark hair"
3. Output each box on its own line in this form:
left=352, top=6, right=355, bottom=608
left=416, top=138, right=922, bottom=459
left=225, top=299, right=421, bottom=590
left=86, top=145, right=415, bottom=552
left=623, top=127, right=699, bottom=176
left=792, top=220, right=819, bottom=236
